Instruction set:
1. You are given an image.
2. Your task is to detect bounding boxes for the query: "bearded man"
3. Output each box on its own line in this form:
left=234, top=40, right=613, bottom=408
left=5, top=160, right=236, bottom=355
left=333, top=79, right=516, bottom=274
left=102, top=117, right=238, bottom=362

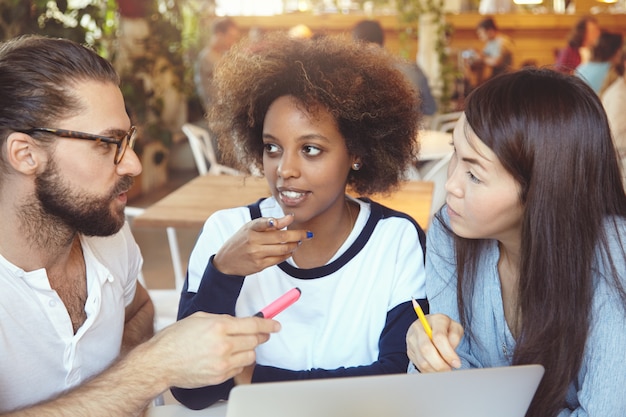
left=0, top=35, right=278, bottom=416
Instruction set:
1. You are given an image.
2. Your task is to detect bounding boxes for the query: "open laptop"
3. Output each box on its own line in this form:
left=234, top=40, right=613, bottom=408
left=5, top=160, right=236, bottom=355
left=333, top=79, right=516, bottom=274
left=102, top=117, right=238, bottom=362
left=225, top=364, right=544, bottom=417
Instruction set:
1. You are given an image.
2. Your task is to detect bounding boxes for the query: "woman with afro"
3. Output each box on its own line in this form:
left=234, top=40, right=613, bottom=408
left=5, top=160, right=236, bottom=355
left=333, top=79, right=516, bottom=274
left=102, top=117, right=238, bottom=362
left=172, top=32, right=427, bottom=409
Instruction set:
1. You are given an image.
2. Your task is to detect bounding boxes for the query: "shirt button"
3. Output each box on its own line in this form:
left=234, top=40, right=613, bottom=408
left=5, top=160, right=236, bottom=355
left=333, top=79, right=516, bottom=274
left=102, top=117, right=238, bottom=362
left=49, top=299, right=57, bottom=307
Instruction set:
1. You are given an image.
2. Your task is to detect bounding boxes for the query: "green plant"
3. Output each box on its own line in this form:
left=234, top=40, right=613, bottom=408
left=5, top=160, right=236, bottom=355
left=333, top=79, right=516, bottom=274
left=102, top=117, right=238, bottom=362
left=113, top=0, right=209, bottom=150
left=115, top=3, right=176, bottom=149
left=0, top=0, right=206, bottom=150
left=396, top=0, right=459, bottom=110
left=0, top=0, right=114, bottom=48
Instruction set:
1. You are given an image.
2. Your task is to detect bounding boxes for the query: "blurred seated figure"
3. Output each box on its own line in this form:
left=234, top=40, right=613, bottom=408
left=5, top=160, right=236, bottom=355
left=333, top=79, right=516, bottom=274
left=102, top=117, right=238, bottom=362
left=463, top=17, right=514, bottom=90
left=575, top=31, right=623, bottom=94
left=352, top=19, right=437, bottom=118
left=555, top=16, right=601, bottom=74
left=194, top=17, right=241, bottom=111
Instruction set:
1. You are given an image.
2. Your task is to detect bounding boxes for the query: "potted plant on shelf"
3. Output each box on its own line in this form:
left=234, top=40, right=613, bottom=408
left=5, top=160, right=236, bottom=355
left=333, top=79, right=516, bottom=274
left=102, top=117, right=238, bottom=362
left=0, top=0, right=204, bottom=199
left=113, top=0, right=202, bottom=196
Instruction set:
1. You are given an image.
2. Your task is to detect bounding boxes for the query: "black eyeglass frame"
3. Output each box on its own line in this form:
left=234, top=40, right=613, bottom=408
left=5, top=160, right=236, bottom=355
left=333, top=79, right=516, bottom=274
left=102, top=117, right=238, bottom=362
left=18, top=126, right=137, bottom=165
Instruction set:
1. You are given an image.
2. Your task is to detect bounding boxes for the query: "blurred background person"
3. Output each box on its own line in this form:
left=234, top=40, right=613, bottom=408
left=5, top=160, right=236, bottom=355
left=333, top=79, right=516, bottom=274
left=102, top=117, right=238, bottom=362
left=461, top=17, right=514, bottom=92
left=601, top=44, right=626, bottom=181
left=194, top=17, right=241, bottom=112
left=352, top=19, right=437, bottom=121
left=575, top=31, right=623, bottom=94
left=476, top=17, right=514, bottom=79
left=555, top=16, right=601, bottom=75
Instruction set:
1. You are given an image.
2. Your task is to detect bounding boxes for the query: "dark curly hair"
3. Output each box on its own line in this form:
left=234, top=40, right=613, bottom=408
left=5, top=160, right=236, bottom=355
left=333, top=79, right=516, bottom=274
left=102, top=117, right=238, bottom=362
left=208, top=32, right=421, bottom=195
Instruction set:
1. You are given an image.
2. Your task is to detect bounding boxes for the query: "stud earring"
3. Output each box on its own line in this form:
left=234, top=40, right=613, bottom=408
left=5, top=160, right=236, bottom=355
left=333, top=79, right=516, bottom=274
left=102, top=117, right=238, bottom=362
left=352, top=162, right=361, bottom=171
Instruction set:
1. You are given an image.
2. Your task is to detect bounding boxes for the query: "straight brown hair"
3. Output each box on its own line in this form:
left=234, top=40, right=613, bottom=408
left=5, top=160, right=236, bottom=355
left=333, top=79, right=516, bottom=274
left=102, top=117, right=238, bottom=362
left=441, top=68, right=626, bottom=417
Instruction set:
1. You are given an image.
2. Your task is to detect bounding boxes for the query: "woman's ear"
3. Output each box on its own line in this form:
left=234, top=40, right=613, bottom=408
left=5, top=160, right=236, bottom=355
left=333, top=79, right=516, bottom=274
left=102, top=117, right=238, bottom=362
left=5, top=132, right=43, bottom=174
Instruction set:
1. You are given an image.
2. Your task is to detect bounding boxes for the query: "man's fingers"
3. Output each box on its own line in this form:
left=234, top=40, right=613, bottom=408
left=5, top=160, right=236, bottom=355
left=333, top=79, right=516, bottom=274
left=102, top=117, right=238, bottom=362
left=217, top=314, right=281, bottom=334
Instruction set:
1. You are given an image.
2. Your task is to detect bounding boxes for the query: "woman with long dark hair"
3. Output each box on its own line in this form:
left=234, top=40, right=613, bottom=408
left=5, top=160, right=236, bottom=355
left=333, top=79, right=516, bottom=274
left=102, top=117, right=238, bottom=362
left=407, top=68, right=626, bottom=417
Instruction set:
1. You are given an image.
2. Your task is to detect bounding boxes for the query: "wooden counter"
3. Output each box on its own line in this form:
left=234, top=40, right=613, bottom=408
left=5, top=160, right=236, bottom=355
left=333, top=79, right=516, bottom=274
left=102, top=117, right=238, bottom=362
left=231, top=14, right=418, bottom=59
left=445, top=13, right=626, bottom=68
left=229, top=12, right=626, bottom=69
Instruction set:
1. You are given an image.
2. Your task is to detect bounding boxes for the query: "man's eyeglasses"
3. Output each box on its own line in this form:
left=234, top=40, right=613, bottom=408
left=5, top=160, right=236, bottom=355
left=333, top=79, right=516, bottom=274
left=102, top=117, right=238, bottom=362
left=19, top=126, right=137, bottom=165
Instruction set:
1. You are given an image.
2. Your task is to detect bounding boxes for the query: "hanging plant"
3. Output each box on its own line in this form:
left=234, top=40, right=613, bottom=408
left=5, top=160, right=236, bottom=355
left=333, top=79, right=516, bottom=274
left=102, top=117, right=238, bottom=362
left=0, top=0, right=114, bottom=49
left=112, top=0, right=207, bottom=150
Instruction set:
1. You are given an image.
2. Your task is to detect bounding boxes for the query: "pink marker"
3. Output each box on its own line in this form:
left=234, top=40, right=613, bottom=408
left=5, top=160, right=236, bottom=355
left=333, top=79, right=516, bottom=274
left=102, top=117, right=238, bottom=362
left=253, top=287, right=301, bottom=319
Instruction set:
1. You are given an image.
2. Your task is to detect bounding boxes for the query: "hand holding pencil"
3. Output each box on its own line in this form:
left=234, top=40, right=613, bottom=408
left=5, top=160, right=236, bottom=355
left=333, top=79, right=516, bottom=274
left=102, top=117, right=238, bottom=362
left=406, top=299, right=465, bottom=373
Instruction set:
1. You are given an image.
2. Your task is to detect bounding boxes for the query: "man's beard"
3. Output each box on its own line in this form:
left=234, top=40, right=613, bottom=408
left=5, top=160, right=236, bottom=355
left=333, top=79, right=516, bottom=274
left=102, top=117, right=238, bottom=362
left=33, top=159, right=134, bottom=237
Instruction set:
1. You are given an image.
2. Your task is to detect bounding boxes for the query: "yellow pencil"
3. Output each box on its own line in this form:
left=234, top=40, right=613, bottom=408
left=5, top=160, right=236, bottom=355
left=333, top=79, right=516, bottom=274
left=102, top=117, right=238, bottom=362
left=411, top=297, right=433, bottom=340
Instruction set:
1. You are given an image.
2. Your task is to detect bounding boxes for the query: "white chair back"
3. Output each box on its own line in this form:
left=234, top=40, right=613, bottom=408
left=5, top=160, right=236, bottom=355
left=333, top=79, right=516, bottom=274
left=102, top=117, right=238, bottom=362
left=438, top=120, right=457, bottom=134
left=430, top=111, right=463, bottom=132
left=422, top=151, right=453, bottom=225
left=182, top=123, right=241, bottom=176
left=125, top=206, right=181, bottom=333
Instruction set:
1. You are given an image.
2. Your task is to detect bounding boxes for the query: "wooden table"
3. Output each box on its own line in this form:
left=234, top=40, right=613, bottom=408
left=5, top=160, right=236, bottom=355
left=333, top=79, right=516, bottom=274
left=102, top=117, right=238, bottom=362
left=133, top=174, right=433, bottom=285
left=133, top=175, right=271, bottom=229
left=348, top=182, right=434, bottom=228
left=135, top=174, right=434, bottom=229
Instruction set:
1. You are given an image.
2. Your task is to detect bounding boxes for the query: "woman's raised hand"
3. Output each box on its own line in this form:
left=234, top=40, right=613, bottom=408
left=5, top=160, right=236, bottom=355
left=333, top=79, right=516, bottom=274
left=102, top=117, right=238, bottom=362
left=213, top=214, right=312, bottom=276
